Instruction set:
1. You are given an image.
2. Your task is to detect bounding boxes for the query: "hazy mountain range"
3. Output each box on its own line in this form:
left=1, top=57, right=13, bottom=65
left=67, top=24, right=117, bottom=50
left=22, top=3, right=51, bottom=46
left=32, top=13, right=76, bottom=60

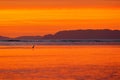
left=0, top=29, right=120, bottom=41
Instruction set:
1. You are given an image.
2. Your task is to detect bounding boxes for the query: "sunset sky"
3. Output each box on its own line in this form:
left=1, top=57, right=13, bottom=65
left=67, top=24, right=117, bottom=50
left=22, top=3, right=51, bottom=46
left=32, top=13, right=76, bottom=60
left=0, top=0, right=120, bottom=37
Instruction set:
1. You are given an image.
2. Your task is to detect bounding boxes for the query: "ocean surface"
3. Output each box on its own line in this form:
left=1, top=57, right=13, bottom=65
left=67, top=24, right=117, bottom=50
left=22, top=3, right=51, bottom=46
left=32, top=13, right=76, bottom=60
left=0, top=42, right=120, bottom=80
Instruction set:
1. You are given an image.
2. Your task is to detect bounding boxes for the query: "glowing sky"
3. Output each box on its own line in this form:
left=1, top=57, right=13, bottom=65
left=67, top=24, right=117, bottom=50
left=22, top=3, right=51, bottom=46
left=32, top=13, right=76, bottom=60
left=0, top=0, right=120, bottom=37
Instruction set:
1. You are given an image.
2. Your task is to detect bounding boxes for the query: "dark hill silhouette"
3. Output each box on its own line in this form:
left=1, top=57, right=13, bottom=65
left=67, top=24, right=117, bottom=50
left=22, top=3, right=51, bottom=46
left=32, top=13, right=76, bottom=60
left=43, top=29, right=120, bottom=39
left=0, top=29, right=120, bottom=41
left=0, top=36, right=10, bottom=40
left=15, top=36, right=42, bottom=40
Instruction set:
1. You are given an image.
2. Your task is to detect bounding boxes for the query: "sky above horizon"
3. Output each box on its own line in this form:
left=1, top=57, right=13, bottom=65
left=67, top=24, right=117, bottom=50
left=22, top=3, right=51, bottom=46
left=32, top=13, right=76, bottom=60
left=0, top=0, right=120, bottom=37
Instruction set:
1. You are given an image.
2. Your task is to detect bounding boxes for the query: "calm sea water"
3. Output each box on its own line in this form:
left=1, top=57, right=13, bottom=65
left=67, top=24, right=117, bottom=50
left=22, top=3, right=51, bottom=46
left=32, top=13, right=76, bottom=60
left=0, top=44, right=120, bottom=80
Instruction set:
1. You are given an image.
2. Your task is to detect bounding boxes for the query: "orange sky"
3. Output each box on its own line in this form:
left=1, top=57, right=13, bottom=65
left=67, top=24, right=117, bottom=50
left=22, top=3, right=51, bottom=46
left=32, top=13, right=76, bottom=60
left=0, top=0, right=120, bottom=37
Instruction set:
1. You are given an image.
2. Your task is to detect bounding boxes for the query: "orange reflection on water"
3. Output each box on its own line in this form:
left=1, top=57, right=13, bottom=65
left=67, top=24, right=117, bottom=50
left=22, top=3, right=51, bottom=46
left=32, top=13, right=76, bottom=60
left=0, top=45, right=120, bottom=69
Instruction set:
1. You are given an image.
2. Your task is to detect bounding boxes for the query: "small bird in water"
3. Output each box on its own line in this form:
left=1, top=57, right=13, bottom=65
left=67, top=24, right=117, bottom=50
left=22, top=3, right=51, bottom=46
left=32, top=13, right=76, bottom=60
left=32, top=45, right=35, bottom=48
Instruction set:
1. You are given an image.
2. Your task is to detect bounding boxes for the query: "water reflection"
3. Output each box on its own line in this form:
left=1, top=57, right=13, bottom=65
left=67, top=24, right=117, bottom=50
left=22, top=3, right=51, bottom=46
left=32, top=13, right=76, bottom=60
left=0, top=45, right=120, bottom=80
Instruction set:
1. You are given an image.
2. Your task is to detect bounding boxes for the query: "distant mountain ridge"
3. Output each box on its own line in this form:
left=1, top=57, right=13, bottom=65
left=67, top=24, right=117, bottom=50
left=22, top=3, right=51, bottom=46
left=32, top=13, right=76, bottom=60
left=0, top=36, right=10, bottom=40
left=0, top=29, right=120, bottom=40
left=15, top=36, right=42, bottom=40
left=43, top=29, right=120, bottom=39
